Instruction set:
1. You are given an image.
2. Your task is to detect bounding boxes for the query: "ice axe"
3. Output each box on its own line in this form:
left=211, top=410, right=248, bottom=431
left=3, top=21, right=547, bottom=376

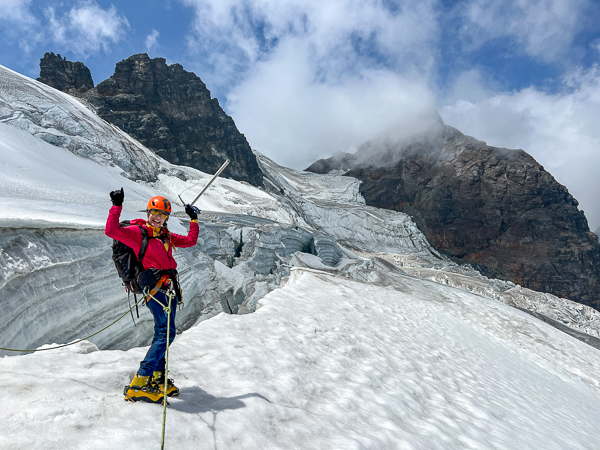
left=178, top=159, right=230, bottom=206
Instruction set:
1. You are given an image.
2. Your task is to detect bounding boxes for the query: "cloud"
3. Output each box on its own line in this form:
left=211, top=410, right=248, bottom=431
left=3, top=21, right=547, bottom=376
left=145, top=29, right=160, bottom=51
left=179, top=0, right=440, bottom=169
left=228, top=37, right=438, bottom=170
left=458, top=0, right=592, bottom=62
left=0, top=0, right=42, bottom=52
left=44, top=0, right=129, bottom=57
left=0, top=0, right=37, bottom=24
left=440, top=64, right=600, bottom=229
left=180, top=0, right=439, bottom=93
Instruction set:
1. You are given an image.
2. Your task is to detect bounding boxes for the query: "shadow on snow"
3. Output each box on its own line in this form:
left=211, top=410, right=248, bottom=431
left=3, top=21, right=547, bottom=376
left=168, top=386, right=271, bottom=414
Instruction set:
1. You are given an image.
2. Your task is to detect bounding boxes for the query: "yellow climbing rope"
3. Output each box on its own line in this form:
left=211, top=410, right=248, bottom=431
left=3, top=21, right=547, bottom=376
left=144, top=288, right=175, bottom=450
left=0, top=296, right=147, bottom=353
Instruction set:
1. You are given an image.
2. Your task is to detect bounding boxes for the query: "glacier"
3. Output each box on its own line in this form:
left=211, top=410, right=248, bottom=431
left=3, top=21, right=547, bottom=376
left=1, top=63, right=600, bottom=448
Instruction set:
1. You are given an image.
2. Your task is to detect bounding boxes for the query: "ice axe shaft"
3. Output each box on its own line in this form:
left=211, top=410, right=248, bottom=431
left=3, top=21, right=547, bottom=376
left=185, top=159, right=230, bottom=206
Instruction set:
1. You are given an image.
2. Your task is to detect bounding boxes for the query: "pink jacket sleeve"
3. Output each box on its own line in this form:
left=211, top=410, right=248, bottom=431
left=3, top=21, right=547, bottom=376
left=104, top=205, right=142, bottom=250
left=170, top=221, right=200, bottom=248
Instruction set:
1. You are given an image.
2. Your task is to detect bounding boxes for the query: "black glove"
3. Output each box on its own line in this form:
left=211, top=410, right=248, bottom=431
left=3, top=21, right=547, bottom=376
left=137, top=268, right=161, bottom=292
left=110, top=187, right=124, bottom=206
left=185, top=204, right=201, bottom=220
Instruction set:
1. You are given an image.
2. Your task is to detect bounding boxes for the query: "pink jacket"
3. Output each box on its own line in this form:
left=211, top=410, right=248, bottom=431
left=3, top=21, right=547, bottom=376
left=105, top=205, right=199, bottom=271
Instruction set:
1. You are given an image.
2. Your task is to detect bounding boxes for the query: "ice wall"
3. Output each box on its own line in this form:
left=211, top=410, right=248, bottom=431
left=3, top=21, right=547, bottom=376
left=0, top=225, right=216, bottom=355
left=0, top=211, right=346, bottom=354
left=0, top=65, right=161, bottom=182
left=257, top=151, right=446, bottom=258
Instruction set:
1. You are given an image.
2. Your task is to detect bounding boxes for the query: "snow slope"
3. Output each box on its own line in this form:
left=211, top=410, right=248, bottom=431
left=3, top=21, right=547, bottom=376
left=1, top=268, right=600, bottom=449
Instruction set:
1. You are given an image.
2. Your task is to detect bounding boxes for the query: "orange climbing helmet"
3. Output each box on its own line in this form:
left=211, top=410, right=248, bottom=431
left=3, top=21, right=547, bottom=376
left=147, top=196, right=172, bottom=214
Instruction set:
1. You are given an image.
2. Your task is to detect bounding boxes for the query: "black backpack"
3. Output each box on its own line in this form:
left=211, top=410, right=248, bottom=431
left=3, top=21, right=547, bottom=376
left=111, top=220, right=155, bottom=294
left=111, top=221, right=155, bottom=321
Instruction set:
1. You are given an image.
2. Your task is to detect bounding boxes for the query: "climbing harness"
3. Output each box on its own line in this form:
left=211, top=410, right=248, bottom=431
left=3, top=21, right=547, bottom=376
left=144, top=271, right=184, bottom=312
left=0, top=296, right=147, bottom=353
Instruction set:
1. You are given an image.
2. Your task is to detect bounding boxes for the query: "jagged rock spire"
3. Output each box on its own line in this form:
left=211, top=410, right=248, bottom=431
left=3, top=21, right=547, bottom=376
left=37, top=52, right=94, bottom=96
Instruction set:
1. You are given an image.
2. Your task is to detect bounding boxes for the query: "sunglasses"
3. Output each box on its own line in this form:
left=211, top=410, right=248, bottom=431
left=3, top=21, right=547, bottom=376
left=149, top=209, right=169, bottom=220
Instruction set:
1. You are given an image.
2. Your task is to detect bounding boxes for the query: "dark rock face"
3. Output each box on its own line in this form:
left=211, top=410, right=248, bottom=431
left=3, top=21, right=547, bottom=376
left=38, top=53, right=262, bottom=187
left=307, top=125, right=600, bottom=310
left=37, top=52, right=94, bottom=96
left=84, top=54, right=262, bottom=187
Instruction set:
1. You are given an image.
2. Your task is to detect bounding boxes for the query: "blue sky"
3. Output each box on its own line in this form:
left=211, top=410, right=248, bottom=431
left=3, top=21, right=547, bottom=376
left=1, top=0, right=600, bottom=228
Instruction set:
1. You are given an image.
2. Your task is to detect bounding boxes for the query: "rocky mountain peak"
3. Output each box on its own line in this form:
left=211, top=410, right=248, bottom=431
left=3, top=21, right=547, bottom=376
left=38, top=53, right=263, bottom=187
left=85, top=53, right=262, bottom=187
left=37, top=52, right=94, bottom=96
left=306, top=125, right=600, bottom=310
left=94, top=54, right=204, bottom=99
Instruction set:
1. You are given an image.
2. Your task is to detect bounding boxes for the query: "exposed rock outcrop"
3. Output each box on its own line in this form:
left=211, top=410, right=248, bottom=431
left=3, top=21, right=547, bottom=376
left=306, top=125, right=600, bottom=310
left=39, top=53, right=263, bottom=187
left=37, top=52, right=94, bottom=96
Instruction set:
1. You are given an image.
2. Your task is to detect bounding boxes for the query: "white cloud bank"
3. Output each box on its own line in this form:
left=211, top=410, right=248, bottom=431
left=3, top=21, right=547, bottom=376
left=182, top=0, right=439, bottom=86
left=182, top=0, right=440, bottom=168
left=227, top=39, right=438, bottom=169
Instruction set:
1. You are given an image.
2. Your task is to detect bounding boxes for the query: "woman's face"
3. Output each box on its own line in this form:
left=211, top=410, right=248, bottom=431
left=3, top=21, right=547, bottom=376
left=147, top=210, right=168, bottom=227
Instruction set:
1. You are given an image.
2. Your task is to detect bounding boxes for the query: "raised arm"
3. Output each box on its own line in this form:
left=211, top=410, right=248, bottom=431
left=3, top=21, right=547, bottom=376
left=105, top=188, right=142, bottom=251
left=105, top=206, right=143, bottom=250
left=170, top=221, right=199, bottom=248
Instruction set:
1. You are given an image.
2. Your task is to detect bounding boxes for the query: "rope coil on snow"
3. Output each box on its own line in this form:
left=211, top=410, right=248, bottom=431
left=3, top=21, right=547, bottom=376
left=0, top=296, right=147, bottom=353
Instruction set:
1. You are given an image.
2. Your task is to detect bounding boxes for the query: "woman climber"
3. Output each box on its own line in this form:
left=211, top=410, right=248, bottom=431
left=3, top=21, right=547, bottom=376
left=105, top=188, right=200, bottom=403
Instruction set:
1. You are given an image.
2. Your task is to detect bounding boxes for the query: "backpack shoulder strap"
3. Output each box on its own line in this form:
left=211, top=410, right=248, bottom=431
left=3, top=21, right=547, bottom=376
left=137, top=226, right=153, bottom=261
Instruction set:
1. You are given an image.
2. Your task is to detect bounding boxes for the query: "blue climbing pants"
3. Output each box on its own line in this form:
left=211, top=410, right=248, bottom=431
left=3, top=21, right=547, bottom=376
left=137, top=290, right=177, bottom=376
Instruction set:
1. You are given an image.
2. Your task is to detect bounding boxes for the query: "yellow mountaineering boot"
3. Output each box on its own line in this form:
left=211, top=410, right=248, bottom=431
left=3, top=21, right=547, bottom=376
left=153, top=371, right=180, bottom=397
left=124, top=375, right=164, bottom=403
